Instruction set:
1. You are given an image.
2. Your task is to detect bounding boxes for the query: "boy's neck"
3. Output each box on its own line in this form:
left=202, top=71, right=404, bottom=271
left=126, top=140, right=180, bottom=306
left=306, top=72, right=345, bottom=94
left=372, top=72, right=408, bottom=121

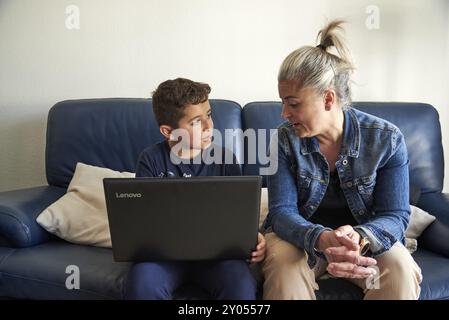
left=167, top=140, right=202, bottom=159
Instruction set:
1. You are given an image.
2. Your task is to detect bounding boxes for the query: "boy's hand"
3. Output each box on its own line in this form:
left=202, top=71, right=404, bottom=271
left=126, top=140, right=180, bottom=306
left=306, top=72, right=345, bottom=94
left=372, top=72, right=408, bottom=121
left=250, top=232, right=266, bottom=263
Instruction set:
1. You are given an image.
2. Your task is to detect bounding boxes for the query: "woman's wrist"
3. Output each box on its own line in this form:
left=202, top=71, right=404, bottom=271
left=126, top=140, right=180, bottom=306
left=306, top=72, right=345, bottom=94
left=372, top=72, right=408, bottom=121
left=315, top=230, right=332, bottom=252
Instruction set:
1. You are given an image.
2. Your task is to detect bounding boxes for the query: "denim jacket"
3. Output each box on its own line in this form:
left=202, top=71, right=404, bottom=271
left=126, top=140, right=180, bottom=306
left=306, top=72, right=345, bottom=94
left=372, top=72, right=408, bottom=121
left=263, top=107, right=410, bottom=268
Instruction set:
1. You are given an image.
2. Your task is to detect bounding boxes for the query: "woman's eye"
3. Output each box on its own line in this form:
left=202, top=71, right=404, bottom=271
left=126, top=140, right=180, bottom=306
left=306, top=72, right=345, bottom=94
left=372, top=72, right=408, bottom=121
left=191, top=119, right=201, bottom=126
left=207, top=113, right=212, bottom=119
left=282, top=99, right=299, bottom=109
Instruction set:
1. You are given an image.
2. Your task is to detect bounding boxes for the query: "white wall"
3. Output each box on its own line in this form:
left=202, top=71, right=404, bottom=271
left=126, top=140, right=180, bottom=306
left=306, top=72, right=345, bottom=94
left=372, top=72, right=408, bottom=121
left=1, top=0, right=448, bottom=192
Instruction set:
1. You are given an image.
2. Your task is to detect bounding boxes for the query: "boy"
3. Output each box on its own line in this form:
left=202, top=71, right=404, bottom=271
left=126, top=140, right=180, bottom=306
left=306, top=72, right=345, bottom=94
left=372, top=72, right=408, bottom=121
left=125, top=78, right=266, bottom=300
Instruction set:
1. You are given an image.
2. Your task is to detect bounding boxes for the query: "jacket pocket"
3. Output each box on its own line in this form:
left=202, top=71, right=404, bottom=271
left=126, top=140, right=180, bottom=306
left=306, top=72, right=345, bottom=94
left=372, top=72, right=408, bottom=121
left=357, top=173, right=376, bottom=209
left=296, top=170, right=313, bottom=212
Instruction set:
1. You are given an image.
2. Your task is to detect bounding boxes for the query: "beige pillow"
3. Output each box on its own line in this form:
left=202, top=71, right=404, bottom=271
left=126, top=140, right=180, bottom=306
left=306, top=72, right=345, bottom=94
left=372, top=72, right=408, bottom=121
left=405, top=205, right=436, bottom=253
left=258, top=188, right=436, bottom=250
left=36, top=162, right=134, bottom=247
left=406, top=205, right=436, bottom=239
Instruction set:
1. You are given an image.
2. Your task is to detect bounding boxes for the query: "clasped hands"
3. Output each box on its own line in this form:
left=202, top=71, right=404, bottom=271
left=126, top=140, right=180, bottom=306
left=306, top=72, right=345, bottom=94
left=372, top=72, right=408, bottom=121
left=316, top=225, right=377, bottom=279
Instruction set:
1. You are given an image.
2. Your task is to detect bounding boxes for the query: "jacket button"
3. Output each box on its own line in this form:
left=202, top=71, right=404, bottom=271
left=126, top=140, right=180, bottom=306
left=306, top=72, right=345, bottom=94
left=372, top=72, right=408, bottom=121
left=309, top=205, right=315, bottom=210
left=346, top=181, right=353, bottom=188
left=342, top=159, right=348, bottom=166
left=358, top=210, right=365, bottom=215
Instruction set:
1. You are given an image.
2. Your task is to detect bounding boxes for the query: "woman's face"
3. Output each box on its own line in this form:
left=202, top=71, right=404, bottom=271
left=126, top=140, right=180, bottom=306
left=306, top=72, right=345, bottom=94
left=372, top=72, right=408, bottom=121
left=278, top=80, right=328, bottom=138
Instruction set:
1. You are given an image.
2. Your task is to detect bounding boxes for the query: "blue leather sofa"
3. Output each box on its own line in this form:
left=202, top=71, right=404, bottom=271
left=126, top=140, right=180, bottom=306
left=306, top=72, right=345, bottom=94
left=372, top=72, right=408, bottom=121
left=1, top=98, right=448, bottom=300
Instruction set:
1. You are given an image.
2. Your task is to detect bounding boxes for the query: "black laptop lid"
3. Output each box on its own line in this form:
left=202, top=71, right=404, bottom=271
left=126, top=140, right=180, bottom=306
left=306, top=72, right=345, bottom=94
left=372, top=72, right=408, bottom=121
left=103, top=176, right=262, bottom=262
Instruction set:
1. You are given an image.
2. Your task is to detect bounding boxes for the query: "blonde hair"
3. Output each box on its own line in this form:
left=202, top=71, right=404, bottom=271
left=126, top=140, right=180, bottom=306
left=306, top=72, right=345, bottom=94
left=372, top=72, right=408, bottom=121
left=278, top=20, right=354, bottom=110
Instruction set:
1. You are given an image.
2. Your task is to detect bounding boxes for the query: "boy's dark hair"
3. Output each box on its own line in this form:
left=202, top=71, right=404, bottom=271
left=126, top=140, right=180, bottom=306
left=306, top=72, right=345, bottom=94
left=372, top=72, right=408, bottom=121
left=152, top=78, right=211, bottom=128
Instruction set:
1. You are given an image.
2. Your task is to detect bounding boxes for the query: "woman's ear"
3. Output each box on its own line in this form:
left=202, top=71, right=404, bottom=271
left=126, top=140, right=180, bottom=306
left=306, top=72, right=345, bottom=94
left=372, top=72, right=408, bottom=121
left=159, top=125, right=173, bottom=140
left=323, top=89, right=336, bottom=111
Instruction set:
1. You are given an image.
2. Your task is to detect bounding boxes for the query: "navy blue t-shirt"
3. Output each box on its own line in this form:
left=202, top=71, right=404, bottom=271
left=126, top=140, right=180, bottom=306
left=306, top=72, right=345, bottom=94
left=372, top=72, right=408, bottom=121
left=136, top=140, right=242, bottom=178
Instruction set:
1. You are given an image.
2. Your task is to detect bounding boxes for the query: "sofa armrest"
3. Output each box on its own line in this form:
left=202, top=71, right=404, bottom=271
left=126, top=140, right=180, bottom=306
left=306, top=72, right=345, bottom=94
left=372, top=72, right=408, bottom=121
left=418, top=192, right=449, bottom=225
left=418, top=220, right=449, bottom=258
left=0, top=186, right=66, bottom=247
left=417, top=192, right=449, bottom=257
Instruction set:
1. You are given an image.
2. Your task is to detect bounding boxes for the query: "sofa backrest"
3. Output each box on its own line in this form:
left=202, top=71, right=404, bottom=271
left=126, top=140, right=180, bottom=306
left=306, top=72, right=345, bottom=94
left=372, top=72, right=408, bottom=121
left=46, top=99, right=444, bottom=194
left=46, top=98, right=243, bottom=188
left=241, top=102, right=284, bottom=186
left=242, top=101, right=444, bottom=194
left=354, top=102, right=444, bottom=194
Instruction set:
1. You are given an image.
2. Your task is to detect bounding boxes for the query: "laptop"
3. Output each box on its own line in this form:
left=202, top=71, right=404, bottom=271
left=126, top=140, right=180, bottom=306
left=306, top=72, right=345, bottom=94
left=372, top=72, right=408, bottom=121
left=103, top=176, right=262, bottom=262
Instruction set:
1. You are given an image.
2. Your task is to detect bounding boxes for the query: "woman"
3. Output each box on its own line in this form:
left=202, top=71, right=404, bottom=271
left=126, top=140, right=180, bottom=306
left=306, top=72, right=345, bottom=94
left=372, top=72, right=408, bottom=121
left=262, top=20, right=422, bottom=300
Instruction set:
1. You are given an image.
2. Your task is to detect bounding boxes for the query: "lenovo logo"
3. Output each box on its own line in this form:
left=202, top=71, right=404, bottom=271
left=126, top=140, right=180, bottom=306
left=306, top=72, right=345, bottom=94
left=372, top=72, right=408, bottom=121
left=115, top=192, right=142, bottom=199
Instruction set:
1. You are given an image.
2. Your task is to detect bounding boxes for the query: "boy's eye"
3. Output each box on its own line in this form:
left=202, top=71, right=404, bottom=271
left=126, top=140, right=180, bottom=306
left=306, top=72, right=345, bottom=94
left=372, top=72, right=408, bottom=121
left=207, top=113, right=212, bottom=119
left=191, top=119, right=201, bottom=126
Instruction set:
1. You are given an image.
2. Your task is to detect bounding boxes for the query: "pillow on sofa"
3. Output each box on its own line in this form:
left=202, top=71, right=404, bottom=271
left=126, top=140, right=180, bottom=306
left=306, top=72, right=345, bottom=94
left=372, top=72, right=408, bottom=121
left=36, top=162, right=134, bottom=247
left=405, top=205, right=436, bottom=253
left=258, top=188, right=436, bottom=252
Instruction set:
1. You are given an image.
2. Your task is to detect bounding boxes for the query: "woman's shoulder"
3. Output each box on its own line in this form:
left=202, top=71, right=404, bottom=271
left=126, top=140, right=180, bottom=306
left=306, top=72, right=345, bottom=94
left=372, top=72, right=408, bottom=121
left=349, top=107, right=406, bottom=157
left=350, top=107, right=401, bottom=134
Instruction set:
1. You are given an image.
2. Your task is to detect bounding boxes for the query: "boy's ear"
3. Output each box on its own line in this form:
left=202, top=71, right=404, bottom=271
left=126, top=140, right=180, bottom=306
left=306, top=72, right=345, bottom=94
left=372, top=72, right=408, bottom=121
left=159, top=125, right=174, bottom=140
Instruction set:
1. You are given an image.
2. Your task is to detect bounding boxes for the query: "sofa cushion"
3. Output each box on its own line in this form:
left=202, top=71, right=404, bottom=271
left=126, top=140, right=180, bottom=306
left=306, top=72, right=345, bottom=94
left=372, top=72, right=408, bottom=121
left=36, top=163, right=134, bottom=247
left=406, top=206, right=436, bottom=240
left=0, top=241, right=131, bottom=299
left=413, top=249, right=449, bottom=300
left=1, top=244, right=448, bottom=300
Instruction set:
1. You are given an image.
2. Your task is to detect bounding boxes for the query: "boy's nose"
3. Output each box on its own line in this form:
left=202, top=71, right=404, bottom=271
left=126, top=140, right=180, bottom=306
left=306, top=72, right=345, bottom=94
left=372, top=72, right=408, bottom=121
left=203, top=119, right=213, bottom=130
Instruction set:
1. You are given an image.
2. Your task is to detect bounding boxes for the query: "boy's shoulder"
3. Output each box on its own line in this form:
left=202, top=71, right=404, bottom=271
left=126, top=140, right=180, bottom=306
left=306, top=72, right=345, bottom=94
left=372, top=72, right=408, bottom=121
left=138, top=140, right=169, bottom=161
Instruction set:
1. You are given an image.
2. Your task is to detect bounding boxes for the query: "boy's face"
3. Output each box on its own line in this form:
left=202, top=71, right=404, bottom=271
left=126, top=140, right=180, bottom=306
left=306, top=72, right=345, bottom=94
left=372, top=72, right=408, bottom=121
left=165, top=100, right=214, bottom=152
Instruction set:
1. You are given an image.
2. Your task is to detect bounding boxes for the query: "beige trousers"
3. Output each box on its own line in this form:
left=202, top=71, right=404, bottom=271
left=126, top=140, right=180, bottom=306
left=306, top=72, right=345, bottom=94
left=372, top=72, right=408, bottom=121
left=262, top=232, right=423, bottom=300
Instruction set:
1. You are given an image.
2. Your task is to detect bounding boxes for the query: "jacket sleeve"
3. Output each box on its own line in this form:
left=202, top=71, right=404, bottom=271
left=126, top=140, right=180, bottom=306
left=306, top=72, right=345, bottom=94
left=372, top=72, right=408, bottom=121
left=354, top=130, right=411, bottom=256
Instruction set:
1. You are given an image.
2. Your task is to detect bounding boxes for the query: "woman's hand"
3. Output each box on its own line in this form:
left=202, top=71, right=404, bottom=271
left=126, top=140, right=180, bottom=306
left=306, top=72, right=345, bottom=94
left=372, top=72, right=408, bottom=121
left=316, top=230, right=344, bottom=252
left=250, top=232, right=266, bottom=263
left=323, top=225, right=377, bottom=279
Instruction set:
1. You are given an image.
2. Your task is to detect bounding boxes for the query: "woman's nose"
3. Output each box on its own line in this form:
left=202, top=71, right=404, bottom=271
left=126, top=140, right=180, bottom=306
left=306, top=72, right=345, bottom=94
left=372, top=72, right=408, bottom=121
left=281, top=105, right=290, bottom=120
